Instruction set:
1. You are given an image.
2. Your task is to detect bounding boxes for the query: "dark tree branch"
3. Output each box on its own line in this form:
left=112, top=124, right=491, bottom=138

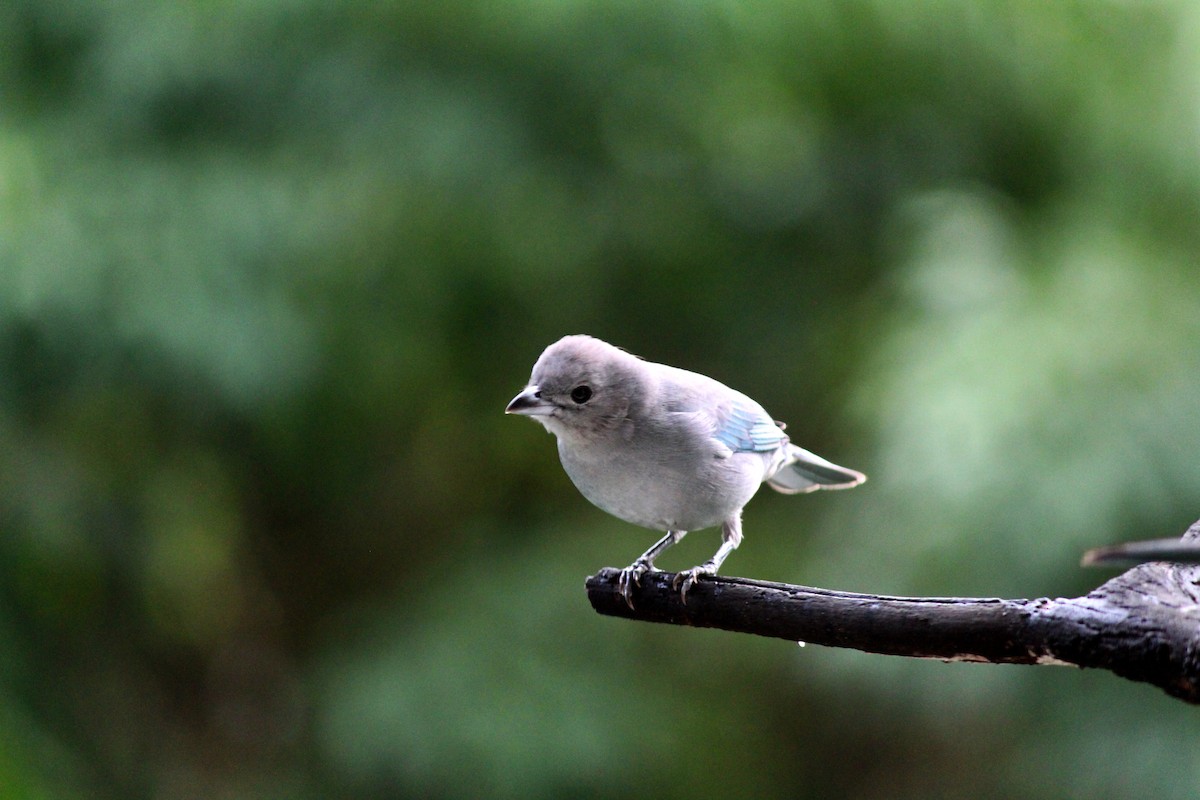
left=586, top=520, right=1200, bottom=704
left=1082, top=537, right=1200, bottom=565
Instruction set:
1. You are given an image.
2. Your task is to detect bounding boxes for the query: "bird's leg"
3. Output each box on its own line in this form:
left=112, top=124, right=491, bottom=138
left=674, top=513, right=743, bottom=604
left=619, top=530, right=687, bottom=609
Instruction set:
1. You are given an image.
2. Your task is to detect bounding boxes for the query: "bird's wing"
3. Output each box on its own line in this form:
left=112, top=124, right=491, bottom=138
left=656, top=365, right=787, bottom=456
left=712, top=394, right=788, bottom=454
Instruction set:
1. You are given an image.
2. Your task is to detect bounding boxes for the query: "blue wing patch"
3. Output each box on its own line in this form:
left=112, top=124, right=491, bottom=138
left=713, top=398, right=787, bottom=453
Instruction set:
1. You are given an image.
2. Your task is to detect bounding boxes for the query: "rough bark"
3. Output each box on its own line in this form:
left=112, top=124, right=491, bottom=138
left=586, top=520, right=1200, bottom=703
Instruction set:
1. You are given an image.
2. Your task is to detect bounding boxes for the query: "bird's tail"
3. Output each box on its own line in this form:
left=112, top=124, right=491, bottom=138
left=766, top=444, right=866, bottom=495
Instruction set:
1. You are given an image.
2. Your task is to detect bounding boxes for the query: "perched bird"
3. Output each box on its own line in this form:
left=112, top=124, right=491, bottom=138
left=506, top=335, right=865, bottom=608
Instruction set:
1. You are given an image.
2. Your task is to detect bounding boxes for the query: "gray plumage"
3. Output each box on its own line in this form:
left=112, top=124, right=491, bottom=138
left=506, top=334, right=865, bottom=607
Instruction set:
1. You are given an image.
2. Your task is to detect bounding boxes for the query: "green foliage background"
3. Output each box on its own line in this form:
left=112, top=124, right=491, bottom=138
left=2, top=1, right=1200, bottom=797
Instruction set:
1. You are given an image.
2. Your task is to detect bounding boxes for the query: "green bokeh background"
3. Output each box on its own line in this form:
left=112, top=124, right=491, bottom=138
left=3, top=1, right=1200, bottom=797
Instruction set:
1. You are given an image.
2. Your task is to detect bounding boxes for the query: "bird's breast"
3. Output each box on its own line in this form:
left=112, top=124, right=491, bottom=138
left=556, top=438, right=765, bottom=532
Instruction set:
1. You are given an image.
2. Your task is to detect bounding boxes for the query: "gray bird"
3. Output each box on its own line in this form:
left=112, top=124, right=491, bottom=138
left=506, top=335, right=865, bottom=608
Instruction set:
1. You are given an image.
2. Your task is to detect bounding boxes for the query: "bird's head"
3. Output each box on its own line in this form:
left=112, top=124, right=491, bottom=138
left=506, top=335, right=642, bottom=442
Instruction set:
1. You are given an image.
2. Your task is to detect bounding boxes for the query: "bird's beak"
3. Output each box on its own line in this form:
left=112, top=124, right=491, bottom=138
left=505, top=386, right=555, bottom=416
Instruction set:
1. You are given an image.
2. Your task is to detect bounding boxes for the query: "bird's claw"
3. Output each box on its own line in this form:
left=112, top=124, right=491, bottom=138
left=672, top=562, right=717, bottom=605
left=618, top=559, right=655, bottom=609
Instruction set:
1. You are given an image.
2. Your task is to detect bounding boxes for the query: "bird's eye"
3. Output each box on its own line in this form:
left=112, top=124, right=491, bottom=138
left=570, top=385, right=593, bottom=404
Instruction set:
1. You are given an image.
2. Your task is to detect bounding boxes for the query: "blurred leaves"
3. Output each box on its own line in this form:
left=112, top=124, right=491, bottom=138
left=840, top=192, right=1200, bottom=596
left=1, top=0, right=1200, bottom=798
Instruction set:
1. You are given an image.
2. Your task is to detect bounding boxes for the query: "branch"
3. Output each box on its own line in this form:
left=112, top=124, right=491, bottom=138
left=586, top=520, right=1200, bottom=704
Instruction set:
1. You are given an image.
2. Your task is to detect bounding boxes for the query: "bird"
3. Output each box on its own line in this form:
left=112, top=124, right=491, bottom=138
left=505, top=334, right=866, bottom=608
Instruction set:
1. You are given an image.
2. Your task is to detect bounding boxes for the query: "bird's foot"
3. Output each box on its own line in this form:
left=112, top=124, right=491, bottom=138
left=618, top=558, right=656, bottom=609
left=672, top=561, right=718, bottom=605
